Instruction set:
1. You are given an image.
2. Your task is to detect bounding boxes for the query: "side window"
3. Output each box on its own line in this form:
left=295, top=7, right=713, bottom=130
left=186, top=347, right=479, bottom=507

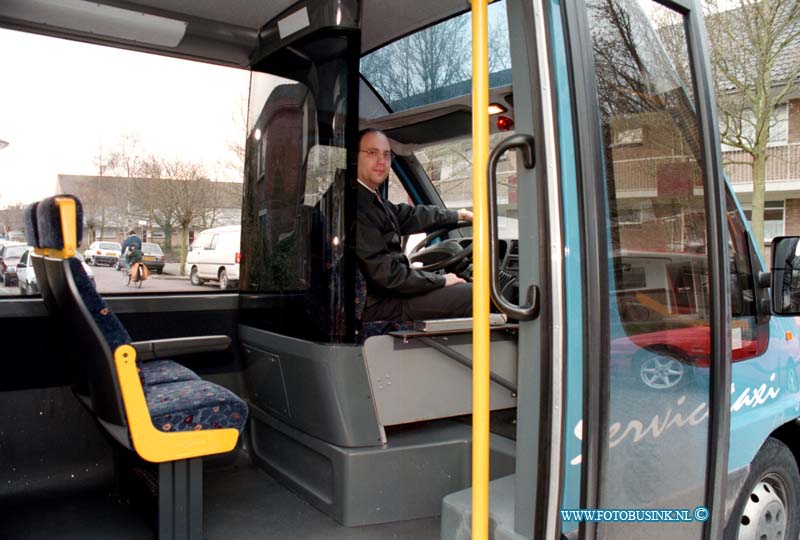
left=726, top=189, right=765, bottom=360
left=410, top=132, right=519, bottom=239
left=208, top=235, right=219, bottom=250
left=1, top=28, right=248, bottom=297
left=386, top=170, right=412, bottom=206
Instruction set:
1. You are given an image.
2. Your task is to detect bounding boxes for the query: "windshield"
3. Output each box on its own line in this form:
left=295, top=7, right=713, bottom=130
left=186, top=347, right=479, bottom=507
left=360, top=1, right=510, bottom=113
left=142, top=243, right=163, bottom=255
left=99, top=242, right=120, bottom=251
left=411, top=132, right=519, bottom=239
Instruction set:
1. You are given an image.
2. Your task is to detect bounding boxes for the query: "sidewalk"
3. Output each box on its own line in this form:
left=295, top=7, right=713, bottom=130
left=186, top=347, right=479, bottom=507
left=158, top=262, right=189, bottom=280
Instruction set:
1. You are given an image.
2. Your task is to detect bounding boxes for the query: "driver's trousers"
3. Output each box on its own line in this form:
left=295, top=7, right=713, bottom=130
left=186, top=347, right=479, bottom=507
left=363, top=283, right=472, bottom=322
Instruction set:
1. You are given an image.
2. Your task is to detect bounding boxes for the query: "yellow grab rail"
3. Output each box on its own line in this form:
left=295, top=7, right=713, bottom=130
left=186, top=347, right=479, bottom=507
left=471, top=0, right=490, bottom=539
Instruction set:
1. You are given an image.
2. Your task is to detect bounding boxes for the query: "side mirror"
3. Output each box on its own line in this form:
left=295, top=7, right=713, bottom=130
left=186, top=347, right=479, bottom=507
left=17, top=262, right=26, bottom=269
left=771, top=236, right=800, bottom=314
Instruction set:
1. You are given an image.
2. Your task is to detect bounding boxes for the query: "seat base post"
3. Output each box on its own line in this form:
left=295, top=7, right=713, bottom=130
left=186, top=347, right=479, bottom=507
left=158, top=458, right=203, bottom=540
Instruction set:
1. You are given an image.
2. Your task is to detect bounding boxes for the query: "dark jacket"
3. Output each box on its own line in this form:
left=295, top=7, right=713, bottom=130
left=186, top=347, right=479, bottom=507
left=121, top=234, right=142, bottom=253
left=356, top=182, right=458, bottom=300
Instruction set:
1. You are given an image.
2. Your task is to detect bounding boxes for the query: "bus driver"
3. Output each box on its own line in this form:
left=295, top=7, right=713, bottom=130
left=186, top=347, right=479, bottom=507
left=356, top=128, right=474, bottom=323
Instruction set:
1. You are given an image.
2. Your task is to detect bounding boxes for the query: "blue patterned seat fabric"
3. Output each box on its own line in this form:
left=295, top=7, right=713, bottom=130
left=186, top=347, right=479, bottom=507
left=146, top=380, right=248, bottom=432
left=140, top=360, right=201, bottom=386
left=67, top=256, right=248, bottom=433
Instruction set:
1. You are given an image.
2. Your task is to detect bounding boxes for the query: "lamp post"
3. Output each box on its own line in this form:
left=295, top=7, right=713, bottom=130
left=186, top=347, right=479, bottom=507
left=138, top=220, right=147, bottom=242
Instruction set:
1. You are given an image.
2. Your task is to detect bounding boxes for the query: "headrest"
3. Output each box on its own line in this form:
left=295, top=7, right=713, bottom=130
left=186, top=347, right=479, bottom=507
left=23, top=202, right=40, bottom=248
left=36, top=195, right=84, bottom=253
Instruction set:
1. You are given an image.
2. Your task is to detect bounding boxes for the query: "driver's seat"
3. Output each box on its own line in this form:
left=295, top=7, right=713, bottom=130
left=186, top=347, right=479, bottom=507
left=354, top=268, right=412, bottom=343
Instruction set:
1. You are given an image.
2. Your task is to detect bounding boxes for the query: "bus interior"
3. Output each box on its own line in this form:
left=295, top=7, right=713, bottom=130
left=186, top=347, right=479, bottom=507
left=5, top=0, right=783, bottom=538
left=1, top=1, right=532, bottom=539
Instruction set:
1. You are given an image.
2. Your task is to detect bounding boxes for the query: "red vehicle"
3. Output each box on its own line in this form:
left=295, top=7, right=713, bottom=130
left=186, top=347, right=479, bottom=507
left=611, top=324, right=760, bottom=389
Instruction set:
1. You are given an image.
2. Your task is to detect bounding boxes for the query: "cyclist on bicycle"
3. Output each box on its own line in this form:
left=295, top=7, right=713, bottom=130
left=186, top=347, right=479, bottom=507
left=126, top=244, right=143, bottom=270
left=123, top=244, right=146, bottom=287
left=120, top=230, right=142, bottom=272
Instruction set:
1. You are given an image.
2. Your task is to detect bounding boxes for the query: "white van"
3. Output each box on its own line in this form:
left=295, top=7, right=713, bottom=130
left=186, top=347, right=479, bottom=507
left=185, top=225, right=240, bottom=290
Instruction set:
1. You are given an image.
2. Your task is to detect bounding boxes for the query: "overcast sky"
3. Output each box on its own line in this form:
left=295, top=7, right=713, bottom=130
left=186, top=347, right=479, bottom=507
left=0, top=27, right=249, bottom=208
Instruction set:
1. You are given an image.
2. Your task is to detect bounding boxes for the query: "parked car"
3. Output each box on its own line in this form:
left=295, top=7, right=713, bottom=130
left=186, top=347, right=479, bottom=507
left=185, top=225, right=240, bottom=290
left=16, top=247, right=38, bottom=295
left=141, top=242, right=165, bottom=274
left=83, top=241, right=122, bottom=267
left=17, top=248, right=95, bottom=295
left=0, top=242, right=28, bottom=286
left=611, top=323, right=759, bottom=390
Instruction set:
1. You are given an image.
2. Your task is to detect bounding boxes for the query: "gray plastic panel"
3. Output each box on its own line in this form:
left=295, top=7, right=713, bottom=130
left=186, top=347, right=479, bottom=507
left=249, top=409, right=516, bottom=527
left=239, top=325, right=383, bottom=448
left=363, top=332, right=518, bottom=426
left=441, top=475, right=526, bottom=540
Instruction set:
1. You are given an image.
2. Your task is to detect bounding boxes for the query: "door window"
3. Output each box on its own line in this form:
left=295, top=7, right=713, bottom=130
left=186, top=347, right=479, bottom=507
left=588, top=1, right=713, bottom=534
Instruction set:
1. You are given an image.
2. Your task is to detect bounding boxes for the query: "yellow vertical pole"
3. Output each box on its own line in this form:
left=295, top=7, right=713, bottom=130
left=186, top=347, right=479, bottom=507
left=471, top=1, right=490, bottom=539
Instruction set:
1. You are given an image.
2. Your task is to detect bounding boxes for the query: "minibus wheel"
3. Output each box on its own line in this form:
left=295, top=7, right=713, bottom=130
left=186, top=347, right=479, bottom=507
left=219, top=268, right=229, bottom=290
left=190, top=266, right=204, bottom=286
left=634, top=348, right=688, bottom=390
left=726, top=437, right=800, bottom=540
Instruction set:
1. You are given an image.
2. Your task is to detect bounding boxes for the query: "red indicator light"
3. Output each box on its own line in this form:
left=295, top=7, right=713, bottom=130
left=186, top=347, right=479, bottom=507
left=497, top=115, right=514, bottom=131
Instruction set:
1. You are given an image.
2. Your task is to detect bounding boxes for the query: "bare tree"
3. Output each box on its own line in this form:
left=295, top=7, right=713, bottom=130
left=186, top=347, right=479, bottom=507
left=83, top=146, right=119, bottom=243
left=361, top=14, right=471, bottom=106
left=104, top=132, right=145, bottom=178
left=488, top=15, right=511, bottom=73
left=157, top=159, right=214, bottom=275
left=0, top=203, right=25, bottom=237
left=132, top=158, right=180, bottom=252
left=222, top=95, right=247, bottom=182
left=92, top=133, right=147, bottom=236
left=706, top=0, right=800, bottom=252
left=81, top=176, right=112, bottom=244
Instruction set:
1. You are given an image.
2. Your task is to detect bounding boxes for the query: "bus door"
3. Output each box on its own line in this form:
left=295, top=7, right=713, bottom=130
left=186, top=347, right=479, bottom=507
left=560, top=1, right=731, bottom=538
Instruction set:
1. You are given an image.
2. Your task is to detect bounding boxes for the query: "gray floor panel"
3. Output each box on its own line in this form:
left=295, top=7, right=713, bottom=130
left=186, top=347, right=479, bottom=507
left=205, top=459, right=441, bottom=540
left=2, top=454, right=442, bottom=539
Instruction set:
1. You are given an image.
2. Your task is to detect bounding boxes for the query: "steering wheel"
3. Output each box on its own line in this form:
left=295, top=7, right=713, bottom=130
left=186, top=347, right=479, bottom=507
left=408, top=221, right=473, bottom=272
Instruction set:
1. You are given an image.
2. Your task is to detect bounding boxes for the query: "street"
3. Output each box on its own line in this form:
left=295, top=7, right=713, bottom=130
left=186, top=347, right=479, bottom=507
left=0, top=262, right=228, bottom=296
left=91, top=263, right=225, bottom=293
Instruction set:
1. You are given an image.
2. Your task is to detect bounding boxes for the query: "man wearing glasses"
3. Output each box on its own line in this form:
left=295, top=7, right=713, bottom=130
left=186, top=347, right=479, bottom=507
left=356, top=128, right=473, bottom=323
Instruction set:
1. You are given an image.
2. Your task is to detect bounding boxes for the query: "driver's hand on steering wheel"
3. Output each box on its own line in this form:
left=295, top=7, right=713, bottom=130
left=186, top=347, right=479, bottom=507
left=457, top=209, right=473, bottom=222
left=444, top=273, right=466, bottom=287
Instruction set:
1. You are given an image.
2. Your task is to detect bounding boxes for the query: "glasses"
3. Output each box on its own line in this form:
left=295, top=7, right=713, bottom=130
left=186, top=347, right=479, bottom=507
left=359, top=148, right=392, bottom=161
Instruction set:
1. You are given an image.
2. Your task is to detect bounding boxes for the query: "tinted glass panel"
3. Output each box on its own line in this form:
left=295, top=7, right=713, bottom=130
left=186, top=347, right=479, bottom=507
left=360, top=1, right=510, bottom=112
left=241, top=35, right=355, bottom=342
left=589, top=1, right=711, bottom=536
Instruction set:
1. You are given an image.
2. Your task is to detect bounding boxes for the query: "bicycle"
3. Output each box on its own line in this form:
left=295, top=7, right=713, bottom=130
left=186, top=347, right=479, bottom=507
left=125, top=262, right=145, bottom=288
